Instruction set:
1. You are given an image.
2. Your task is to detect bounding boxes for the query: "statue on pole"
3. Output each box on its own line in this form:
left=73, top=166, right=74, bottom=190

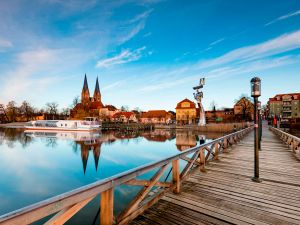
left=193, top=78, right=206, bottom=126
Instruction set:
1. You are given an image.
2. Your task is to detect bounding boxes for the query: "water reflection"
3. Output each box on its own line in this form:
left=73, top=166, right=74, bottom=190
left=0, top=127, right=225, bottom=220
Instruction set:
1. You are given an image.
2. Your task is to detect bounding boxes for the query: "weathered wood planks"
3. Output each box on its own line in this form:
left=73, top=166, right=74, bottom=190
left=131, top=123, right=300, bottom=225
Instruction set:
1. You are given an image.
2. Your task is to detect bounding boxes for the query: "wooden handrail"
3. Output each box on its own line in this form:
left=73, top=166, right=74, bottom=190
left=270, top=127, right=300, bottom=153
left=0, top=126, right=253, bottom=225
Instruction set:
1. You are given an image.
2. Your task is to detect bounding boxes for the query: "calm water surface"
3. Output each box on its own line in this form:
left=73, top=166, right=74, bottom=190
left=0, top=128, right=224, bottom=224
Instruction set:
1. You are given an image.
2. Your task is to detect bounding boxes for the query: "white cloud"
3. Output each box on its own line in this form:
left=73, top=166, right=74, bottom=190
left=0, top=38, right=13, bottom=49
left=102, top=80, right=126, bottom=91
left=118, top=21, right=146, bottom=44
left=265, top=9, right=300, bottom=26
left=129, top=9, right=153, bottom=23
left=196, top=30, right=300, bottom=69
left=117, top=9, right=153, bottom=44
left=0, top=48, right=89, bottom=104
left=138, top=55, right=297, bottom=93
left=96, top=46, right=147, bottom=68
left=209, top=38, right=225, bottom=46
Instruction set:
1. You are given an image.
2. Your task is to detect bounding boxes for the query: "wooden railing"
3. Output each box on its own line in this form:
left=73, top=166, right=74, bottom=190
left=270, top=127, right=300, bottom=154
left=0, top=127, right=253, bottom=225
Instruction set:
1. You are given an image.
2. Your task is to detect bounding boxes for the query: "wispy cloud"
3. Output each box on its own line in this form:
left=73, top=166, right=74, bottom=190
left=265, top=9, right=300, bottom=26
left=196, top=29, right=300, bottom=69
left=129, top=9, right=153, bottom=23
left=96, top=46, right=147, bottom=68
left=138, top=54, right=298, bottom=93
left=209, top=38, right=225, bottom=46
left=118, top=21, right=146, bottom=44
left=102, top=80, right=126, bottom=91
left=0, top=38, right=13, bottom=49
left=117, top=9, right=153, bottom=44
left=0, top=48, right=89, bottom=104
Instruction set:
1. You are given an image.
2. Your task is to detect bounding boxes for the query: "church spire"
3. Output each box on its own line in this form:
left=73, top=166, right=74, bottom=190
left=93, top=76, right=101, bottom=102
left=83, top=74, right=89, bottom=91
left=95, top=76, right=100, bottom=93
left=81, top=74, right=90, bottom=105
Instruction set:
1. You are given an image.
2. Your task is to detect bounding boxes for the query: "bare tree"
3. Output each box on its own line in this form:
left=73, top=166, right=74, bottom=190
left=72, top=96, right=80, bottom=108
left=61, top=108, right=70, bottom=119
left=46, top=102, right=59, bottom=120
left=234, top=94, right=253, bottom=120
left=210, top=101, right=218, bottom=111
left=121, top=105, right=129, bottom=112
left=20, top=101, right=34, bottom=121
left=6, top=101, right=19, bottom=122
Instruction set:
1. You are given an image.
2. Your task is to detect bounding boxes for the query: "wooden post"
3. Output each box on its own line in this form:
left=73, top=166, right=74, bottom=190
left=215, top=143, right=219, bottom=160
left=100, top=188, right=114, bottom=225
left=224, top=139, right=229, bottom=153
left=200, top=148, right=206, bottom=172
left=292, top=140, right=296, bottom=153
left=172, top=160, right=180, bottom=194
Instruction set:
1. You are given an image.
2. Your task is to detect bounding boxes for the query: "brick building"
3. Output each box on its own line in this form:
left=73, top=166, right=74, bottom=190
left=268, top=93, right=300, bottom=119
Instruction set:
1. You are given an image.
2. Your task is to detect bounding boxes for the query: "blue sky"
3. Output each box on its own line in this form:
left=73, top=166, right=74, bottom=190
left=0, top=0, right=300, bottom=111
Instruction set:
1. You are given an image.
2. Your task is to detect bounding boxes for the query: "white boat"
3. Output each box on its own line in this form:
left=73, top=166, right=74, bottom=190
left=25, top=117, right=101, bottom=132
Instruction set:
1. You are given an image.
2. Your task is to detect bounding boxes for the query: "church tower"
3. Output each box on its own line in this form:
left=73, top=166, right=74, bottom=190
left=93, top=76, right=101, bottom=102
left=81, top=74, right=90, bottom=105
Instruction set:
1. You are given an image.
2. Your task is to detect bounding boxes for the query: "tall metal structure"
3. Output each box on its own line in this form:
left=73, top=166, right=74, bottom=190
left=193, top=78, right=206, bottom=126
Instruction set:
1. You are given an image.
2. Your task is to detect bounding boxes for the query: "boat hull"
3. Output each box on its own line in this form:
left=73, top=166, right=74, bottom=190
left=24, top=127, right=100, bottom=132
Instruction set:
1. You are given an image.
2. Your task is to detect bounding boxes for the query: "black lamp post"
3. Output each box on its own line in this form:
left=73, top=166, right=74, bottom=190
left=251, top=77, right=262, bottom=183
left=257, top=101, right=262, bottom=150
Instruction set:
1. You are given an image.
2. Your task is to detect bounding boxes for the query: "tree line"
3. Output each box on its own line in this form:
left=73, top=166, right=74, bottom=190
left=0, top=101, right=70, bottom=123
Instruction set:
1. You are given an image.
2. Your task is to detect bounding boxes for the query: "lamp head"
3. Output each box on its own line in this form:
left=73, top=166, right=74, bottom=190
left=250, top=77, right=261, bottom=97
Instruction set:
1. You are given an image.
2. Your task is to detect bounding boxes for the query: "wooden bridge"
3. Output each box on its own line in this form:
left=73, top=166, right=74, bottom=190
left=0, top=123, right=299, bottom=225
left=131, top=123, right=300, bottom=225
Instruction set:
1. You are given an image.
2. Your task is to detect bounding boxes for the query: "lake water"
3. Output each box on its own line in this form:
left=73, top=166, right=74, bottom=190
left=0, top=128, right=225, bottom=224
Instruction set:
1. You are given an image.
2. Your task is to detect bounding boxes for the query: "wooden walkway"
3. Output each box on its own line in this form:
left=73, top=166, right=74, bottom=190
left=131, top=124, right=300, bottom=225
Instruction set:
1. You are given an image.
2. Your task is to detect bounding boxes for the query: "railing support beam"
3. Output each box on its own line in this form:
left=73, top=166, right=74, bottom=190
left=100, top=188, right=114, bottom=225
left=172, top=159, right=180, bottom=194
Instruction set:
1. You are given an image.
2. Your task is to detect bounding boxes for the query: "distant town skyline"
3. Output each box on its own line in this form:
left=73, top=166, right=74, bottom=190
left=0, top=0, right=300, bottom=111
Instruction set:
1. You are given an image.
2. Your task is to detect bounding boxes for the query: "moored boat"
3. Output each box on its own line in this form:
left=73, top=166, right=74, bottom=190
left=25, top=117, right=101, bottom=132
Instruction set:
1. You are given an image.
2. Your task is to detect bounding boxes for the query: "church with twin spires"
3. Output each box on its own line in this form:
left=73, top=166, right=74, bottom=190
left=70, top=74, right=105, bottom=118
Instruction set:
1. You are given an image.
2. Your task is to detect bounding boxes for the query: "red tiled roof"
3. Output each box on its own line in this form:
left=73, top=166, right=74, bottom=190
left=112, top=111, right=134, bottom=119
left=269, top=93, right=300, bottom=102
left=141, top=110, right=170, bottom=118
left=176, top=98, right=196, bottom=109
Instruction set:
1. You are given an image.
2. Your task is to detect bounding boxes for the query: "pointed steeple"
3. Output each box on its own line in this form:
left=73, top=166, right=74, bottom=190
left=93, top=76, right=101, bottom=103
left=83, top=74, right=89, bottom=91
left=81, top=74, right=90, bottom=105
left=95, top=76, right=100, bottom=93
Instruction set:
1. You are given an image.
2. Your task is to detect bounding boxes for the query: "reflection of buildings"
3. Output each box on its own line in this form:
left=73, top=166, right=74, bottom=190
left=175, top=131, right=198, bottom=151
left=141, top=130, right=175, bottom=142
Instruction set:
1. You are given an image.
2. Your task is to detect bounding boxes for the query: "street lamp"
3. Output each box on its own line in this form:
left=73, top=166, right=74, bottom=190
left=251, top=77, right=261, bottom=183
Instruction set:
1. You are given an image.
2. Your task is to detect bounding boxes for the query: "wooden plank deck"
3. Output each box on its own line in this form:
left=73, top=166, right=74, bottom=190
left=130, top=124, right=300, bottom=225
